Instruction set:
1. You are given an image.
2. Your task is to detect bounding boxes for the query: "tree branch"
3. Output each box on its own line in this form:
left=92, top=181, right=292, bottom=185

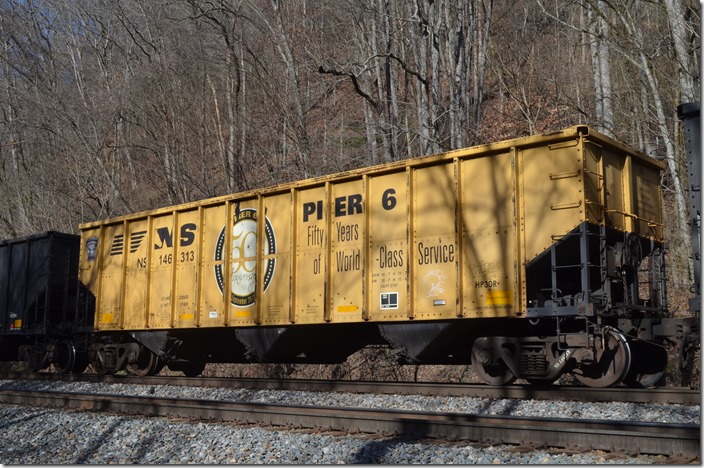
left=317, top=65, right=378, bottom=108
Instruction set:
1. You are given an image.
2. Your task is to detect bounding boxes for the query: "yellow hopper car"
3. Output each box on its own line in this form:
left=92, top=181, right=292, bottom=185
left=74, top=125, right=697, bottom=387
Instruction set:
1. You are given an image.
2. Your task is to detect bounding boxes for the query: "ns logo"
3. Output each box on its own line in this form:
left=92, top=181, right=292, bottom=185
left=153, top=223, right=197, bottom=250
left=104, top=223, right=198, bottom=268
left=136, top=223, right=198, bottom=267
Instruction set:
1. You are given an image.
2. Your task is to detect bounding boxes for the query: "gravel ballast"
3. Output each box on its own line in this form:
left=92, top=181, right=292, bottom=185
left=0, top=379, right=699, bottom=464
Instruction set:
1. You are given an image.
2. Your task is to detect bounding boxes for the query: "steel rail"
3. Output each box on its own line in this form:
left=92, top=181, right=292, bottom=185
left=0, top=371, right=699, bottom=405
left=0, top=389, right=698, bottom=458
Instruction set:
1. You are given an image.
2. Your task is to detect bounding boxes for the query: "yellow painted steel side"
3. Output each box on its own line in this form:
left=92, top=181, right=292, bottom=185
left=77, top=126, right=665, bottom=331
left=412, top=163, right=458, bottom=319
left=202, top=203, right=227, bottom=327
left=329, top=179, right=365, bottom=322
left=368, top=171, right=408, bottom=321
left=260, top=192, right=293, bottom=324
left=460, top=150, right=518, bottom=317
left=521, top=140, right=585, bottom=260
left=295, top=185, right=327, bottom=323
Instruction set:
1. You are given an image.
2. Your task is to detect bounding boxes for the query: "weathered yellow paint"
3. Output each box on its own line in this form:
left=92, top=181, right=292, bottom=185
left=460, top=151, right=517, bottom=317
left=413, top=163, right=458, bottom=320
left=368, top=170, right=408, bottom=321
left=295, top=185, right=327, bottom=324
left=78, top=126, right=665, bottom=331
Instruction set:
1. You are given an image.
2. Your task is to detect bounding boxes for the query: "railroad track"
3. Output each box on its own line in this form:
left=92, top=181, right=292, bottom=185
left=0, top=388, right=697, bottom=458
left=0, top=371, right=698, bottom=405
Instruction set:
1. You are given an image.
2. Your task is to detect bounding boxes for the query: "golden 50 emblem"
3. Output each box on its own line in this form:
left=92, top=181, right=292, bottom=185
left=214, top=208, right=276, bottom=307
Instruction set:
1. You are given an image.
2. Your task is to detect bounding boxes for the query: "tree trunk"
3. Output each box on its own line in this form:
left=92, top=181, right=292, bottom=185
left=268, top=0, right=311, bottom=175
left=587, top=1, right=614, bottom=136
left=662, top=0, right=698, bottom=103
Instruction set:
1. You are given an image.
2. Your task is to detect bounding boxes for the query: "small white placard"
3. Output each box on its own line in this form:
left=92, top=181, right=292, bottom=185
left=380, top=292, right=398, bottom=310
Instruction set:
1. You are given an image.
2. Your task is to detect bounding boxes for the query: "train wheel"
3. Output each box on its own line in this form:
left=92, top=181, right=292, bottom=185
left=129, top=348, right=161, bottom=377
left=622, top=340, right=668, bottom=388
left=52, top=340, right=76, bottom=374
left=471, top=338, right=516, bottom=385
left=573, top=328, right=631, bottom=388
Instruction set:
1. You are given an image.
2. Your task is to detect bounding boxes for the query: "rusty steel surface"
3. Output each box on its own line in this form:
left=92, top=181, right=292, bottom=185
left=0, top=372, right=699, bottom=405
left=0, top=388, right=698, bottom=458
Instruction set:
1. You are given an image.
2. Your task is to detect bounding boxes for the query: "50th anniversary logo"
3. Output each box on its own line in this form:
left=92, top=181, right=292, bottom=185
left=214, top=208, right=276, bottom=307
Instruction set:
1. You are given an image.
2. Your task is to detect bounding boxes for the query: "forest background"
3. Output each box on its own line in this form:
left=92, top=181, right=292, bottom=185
left=0, top=0, right=700, bottom=309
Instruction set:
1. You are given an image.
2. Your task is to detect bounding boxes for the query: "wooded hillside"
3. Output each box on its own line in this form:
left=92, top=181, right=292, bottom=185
left=0, top=0, right=699, bottom=302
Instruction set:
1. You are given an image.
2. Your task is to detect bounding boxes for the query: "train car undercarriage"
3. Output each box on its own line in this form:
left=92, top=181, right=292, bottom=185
left=68, top=307, right=695, bottom=388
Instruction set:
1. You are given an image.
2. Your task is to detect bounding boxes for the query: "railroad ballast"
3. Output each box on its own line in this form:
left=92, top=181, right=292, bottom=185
left=0, top=122, right=699, bottom=387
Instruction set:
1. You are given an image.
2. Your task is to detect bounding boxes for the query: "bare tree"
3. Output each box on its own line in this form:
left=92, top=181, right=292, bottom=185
left=586, top=0, right=614, bottom=136
left=662, top=0, right=699, bottom=103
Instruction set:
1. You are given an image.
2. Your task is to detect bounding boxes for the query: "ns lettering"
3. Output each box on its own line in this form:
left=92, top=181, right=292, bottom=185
left=135, top=223, right=197, bottom=269
left=154, top=223, right=197, bottom=249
